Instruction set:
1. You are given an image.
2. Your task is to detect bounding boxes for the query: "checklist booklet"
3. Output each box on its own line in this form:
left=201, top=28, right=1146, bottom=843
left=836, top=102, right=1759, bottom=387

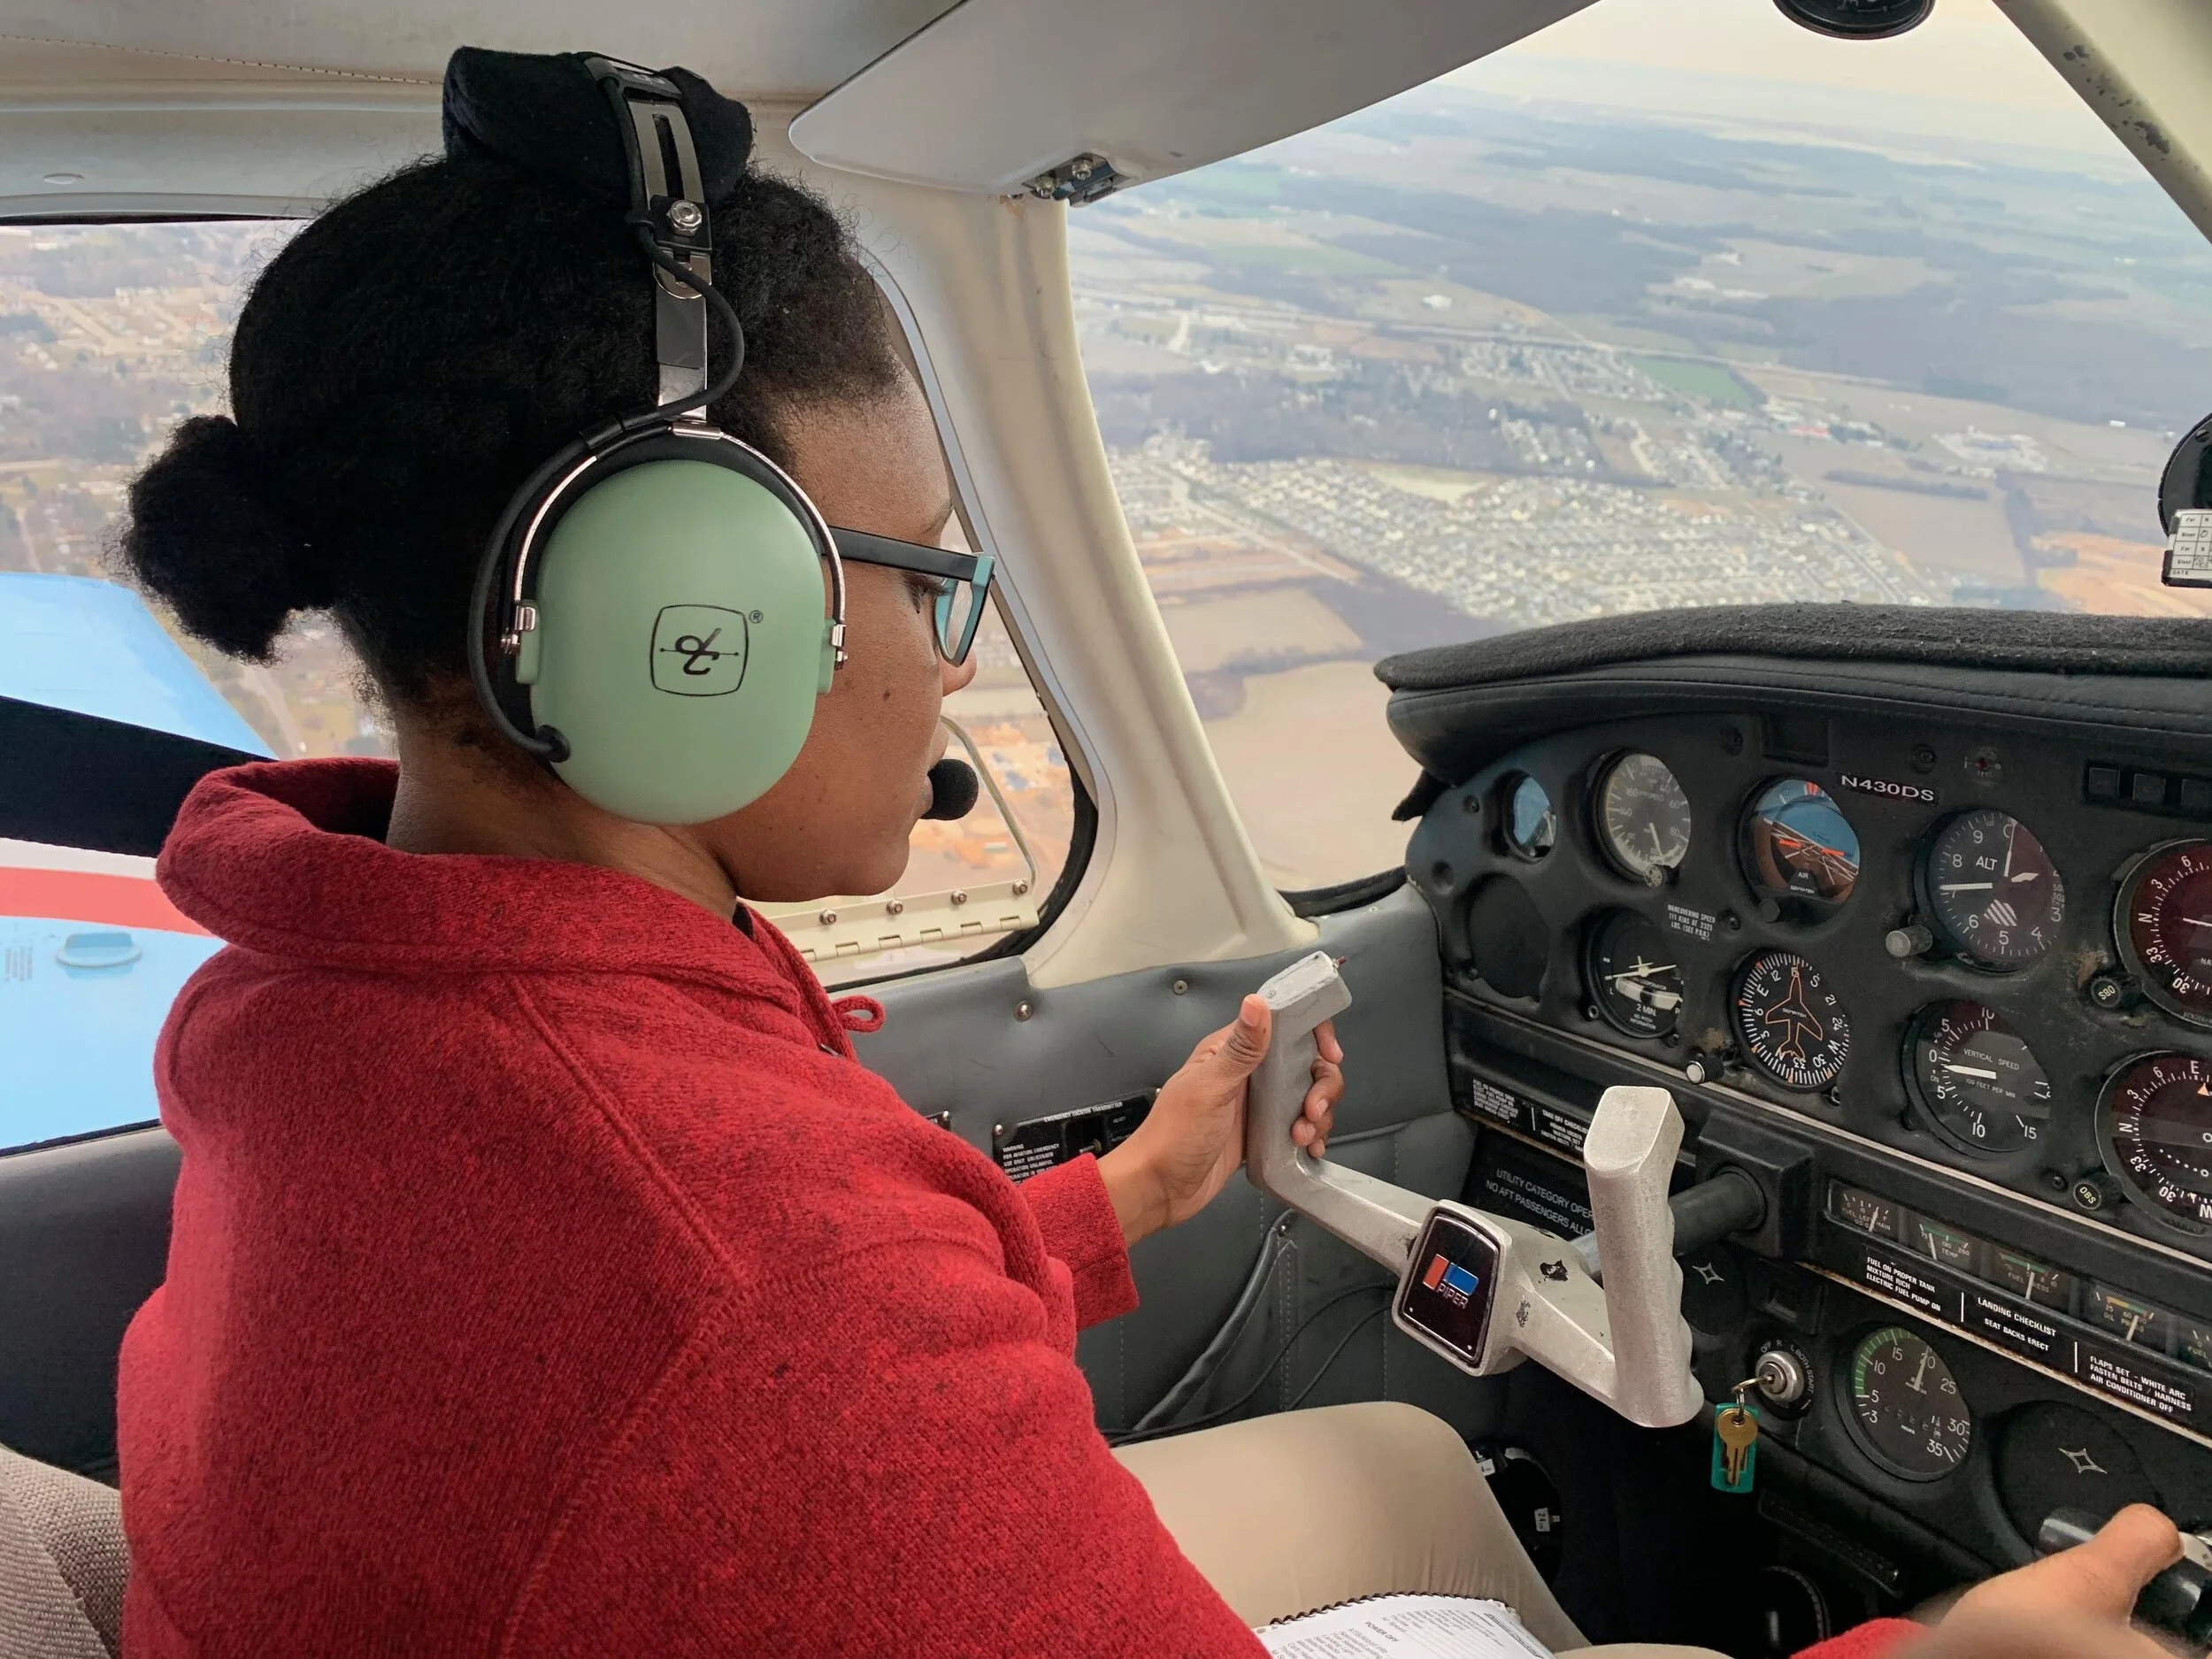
left=1257, top=1594, right=1553, bottom=1658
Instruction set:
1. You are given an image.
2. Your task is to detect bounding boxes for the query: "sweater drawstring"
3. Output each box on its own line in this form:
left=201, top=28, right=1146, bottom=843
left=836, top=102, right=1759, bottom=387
left=832, top=995, right=886, bottom=1035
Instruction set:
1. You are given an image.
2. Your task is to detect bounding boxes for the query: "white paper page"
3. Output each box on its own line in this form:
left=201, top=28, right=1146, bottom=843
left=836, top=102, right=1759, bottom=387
left=1257, top=1594, right=1555, bottom=1659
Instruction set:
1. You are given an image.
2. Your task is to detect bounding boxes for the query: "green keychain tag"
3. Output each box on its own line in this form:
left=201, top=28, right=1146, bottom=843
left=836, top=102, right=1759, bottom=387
left=1710, top=1400, right=1760, bottom=1494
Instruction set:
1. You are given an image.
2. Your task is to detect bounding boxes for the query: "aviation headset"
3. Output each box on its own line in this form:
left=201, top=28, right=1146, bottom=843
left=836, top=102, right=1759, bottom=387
left=465, top=57, right=849, bottom=825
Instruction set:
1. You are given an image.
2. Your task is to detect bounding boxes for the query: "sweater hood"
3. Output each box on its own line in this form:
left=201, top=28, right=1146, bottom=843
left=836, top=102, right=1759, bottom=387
left=158, top=760, right=826, bottom=1016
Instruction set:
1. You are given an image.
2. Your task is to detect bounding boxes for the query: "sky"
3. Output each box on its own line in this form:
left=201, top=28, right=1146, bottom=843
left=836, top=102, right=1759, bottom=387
left=1446, top=0, right=2126, bottom=163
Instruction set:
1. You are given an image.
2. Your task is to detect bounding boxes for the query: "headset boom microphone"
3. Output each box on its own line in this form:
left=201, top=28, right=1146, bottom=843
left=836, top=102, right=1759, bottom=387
left=922, top=757, right=979, bottom=821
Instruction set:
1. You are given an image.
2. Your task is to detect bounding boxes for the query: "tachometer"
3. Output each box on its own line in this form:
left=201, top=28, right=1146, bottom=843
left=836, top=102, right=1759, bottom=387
left=2116, top=841, right=2212, bottom=1027
left=2101, top=1053, right=2212, bottom=1227
left=1742, top=779, right=1860, bottom=913
left=1583, top=910, right=1683, bottom=1040
left=1732, top=949, right=1851, bottom=1091
left=1595, top=752, right=1691, bottom=887
left=1918, top=810, right=2064, bottom=970
left=1846, top=1326, right=1970, bottom=1481
left=1902, top=1001, right=2051, bottom=1156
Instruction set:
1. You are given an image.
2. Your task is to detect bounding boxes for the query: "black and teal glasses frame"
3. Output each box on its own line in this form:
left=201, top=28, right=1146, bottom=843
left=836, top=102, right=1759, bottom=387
left=829, top=527, right=996, bottom=666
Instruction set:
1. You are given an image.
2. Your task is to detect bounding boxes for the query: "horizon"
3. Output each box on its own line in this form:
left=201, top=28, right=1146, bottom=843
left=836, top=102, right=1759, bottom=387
left=1441, top=0, right=2132, bottom=165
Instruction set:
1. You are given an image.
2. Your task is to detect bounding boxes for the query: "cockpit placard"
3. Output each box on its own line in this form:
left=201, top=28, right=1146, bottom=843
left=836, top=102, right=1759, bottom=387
left=992, top=1094, right=1153, bottom=1183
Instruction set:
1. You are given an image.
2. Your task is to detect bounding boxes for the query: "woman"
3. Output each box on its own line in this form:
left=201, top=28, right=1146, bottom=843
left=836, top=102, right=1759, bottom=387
left=115, top=48, right=1363, bottom=1657
left=113, top=44, right=2187, bottom=1659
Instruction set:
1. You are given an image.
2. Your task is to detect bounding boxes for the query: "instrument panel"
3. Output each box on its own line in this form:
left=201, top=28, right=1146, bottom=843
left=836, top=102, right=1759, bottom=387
left=1417, top=712, right=2212, bottom=1256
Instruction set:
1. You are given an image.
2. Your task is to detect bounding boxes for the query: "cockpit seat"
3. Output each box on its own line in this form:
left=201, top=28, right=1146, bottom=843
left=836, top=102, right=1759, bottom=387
left=0, top=1442, right=125, bottom=1659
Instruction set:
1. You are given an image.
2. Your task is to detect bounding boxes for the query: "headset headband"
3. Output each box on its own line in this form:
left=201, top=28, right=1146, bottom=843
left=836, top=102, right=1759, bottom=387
left=584, top=57, right=715, bottom=409
left=464, top=55, right=848, bottom=770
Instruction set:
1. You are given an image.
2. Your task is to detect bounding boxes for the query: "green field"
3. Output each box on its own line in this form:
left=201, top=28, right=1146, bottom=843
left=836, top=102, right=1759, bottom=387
left=1636, top=357, right=1756, bottom=408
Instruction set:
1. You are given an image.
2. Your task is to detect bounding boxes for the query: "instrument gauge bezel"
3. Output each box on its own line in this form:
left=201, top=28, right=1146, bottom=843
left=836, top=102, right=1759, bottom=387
left=2113, top=839, right=2212, bottom=1030
left=2097, top=1050, right=2212, bottom=1236
left=1589, top=749, right=1694, bottom=888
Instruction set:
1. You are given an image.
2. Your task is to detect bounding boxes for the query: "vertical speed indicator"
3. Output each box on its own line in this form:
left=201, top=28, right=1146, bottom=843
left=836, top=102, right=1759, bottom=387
left=1902, top=1002, right=2051, bottom=1156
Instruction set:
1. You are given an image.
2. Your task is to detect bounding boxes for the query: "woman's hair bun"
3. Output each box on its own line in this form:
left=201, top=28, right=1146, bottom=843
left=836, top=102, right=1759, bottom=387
left=118, top=413, right=337, bottom=661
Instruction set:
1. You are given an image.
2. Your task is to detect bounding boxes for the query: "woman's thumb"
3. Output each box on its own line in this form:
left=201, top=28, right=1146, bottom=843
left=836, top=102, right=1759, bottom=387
left=2062, top=1506, right=2184, bottom=1616
left=1211, top=996, right=1271, bottom=1077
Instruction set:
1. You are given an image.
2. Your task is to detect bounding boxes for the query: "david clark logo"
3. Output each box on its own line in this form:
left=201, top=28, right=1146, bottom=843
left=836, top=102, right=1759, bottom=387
left=650, top=605, right=750, bottom=696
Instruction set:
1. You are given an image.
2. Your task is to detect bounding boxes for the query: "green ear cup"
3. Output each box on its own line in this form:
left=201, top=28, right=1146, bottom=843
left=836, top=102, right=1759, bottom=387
left=522, top=457, right=832, bottom=824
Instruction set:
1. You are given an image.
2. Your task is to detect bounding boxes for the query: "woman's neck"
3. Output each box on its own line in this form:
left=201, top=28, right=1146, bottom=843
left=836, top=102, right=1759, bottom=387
left=383, top=722, right=741, bottom=919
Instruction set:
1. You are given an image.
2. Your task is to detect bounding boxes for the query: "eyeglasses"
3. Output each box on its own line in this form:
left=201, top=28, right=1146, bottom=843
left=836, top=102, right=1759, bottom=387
left=829, top=527, right=996, bottom=666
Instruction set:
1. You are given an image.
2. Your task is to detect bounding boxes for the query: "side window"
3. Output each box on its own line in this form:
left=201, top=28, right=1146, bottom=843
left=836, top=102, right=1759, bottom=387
left=0, top=221, right=1081, bottom=1154
left=758, top=274, right=1084, bottom=986
left=0, top=220, right=357, bottom=1156
left=1076, top=4, right=2212, bottom=894
left=760, top=528, right=1083, bottom=987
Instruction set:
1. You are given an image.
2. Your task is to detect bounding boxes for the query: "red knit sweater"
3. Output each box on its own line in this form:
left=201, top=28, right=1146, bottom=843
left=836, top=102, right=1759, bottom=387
left=115, top=759, right=1919, bottom=1659
left=118, top=759, right=1249, bottom=1655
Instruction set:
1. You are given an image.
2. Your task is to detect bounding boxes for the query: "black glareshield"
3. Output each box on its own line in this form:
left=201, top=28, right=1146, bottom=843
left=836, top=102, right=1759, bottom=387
left=1395, top=1208, right=1504, bottom=1368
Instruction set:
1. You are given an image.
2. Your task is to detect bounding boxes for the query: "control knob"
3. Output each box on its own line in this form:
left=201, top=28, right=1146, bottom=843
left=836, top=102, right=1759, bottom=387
left=1885, top=923, right=1936, bottom=960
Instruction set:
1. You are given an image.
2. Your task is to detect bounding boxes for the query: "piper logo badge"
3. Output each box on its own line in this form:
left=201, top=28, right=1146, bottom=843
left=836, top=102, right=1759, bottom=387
left=1421, top=1254, right=1480, bottom=1309
left=650, top=605, right=749, bottom=695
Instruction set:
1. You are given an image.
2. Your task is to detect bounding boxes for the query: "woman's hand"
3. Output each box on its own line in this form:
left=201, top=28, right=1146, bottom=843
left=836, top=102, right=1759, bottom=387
left=1096, top=995, right=1344, bottom=1247
left=1926, top=1506, right=2182, bottom=1659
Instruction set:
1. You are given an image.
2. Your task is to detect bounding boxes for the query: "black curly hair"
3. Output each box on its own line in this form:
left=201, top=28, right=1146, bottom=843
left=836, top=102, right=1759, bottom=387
left=119, top=149, right=905, bottom=710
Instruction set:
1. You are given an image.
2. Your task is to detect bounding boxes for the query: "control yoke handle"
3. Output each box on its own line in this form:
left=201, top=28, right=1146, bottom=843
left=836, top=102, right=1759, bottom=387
left=1242, top=951, right=1701, bottom=1429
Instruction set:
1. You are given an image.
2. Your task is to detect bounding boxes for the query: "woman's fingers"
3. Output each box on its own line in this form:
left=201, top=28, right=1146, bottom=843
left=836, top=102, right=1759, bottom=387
left=1293, top=1061, right=1342, bottom=1152
left=1287, top=1031, right=1346, bottom=1154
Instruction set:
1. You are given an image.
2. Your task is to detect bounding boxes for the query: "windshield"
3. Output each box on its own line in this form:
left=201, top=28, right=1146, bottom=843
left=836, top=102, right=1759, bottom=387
left=1077, top=0, right=2212, bottom=888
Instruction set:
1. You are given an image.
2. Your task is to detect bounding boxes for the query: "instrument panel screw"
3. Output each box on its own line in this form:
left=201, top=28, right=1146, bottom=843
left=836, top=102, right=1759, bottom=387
left=2041, top=1169, right=2070, bottom=1194
left=1721, top=726, right=1745, bottom=757
left=1581, top=1003, right=1601, bottom=1023
left=1171, top=978, right=1189, bottom=995
left=667, top=198, right=704, bottom=233
left=1014, top=1001, right=1033, bottom=1022
left=1910, top=744, right=1938, bottom=773
left=1723, top=910, right=1742, bottom=932
left=1462, top=793, right=1481, bottom=815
